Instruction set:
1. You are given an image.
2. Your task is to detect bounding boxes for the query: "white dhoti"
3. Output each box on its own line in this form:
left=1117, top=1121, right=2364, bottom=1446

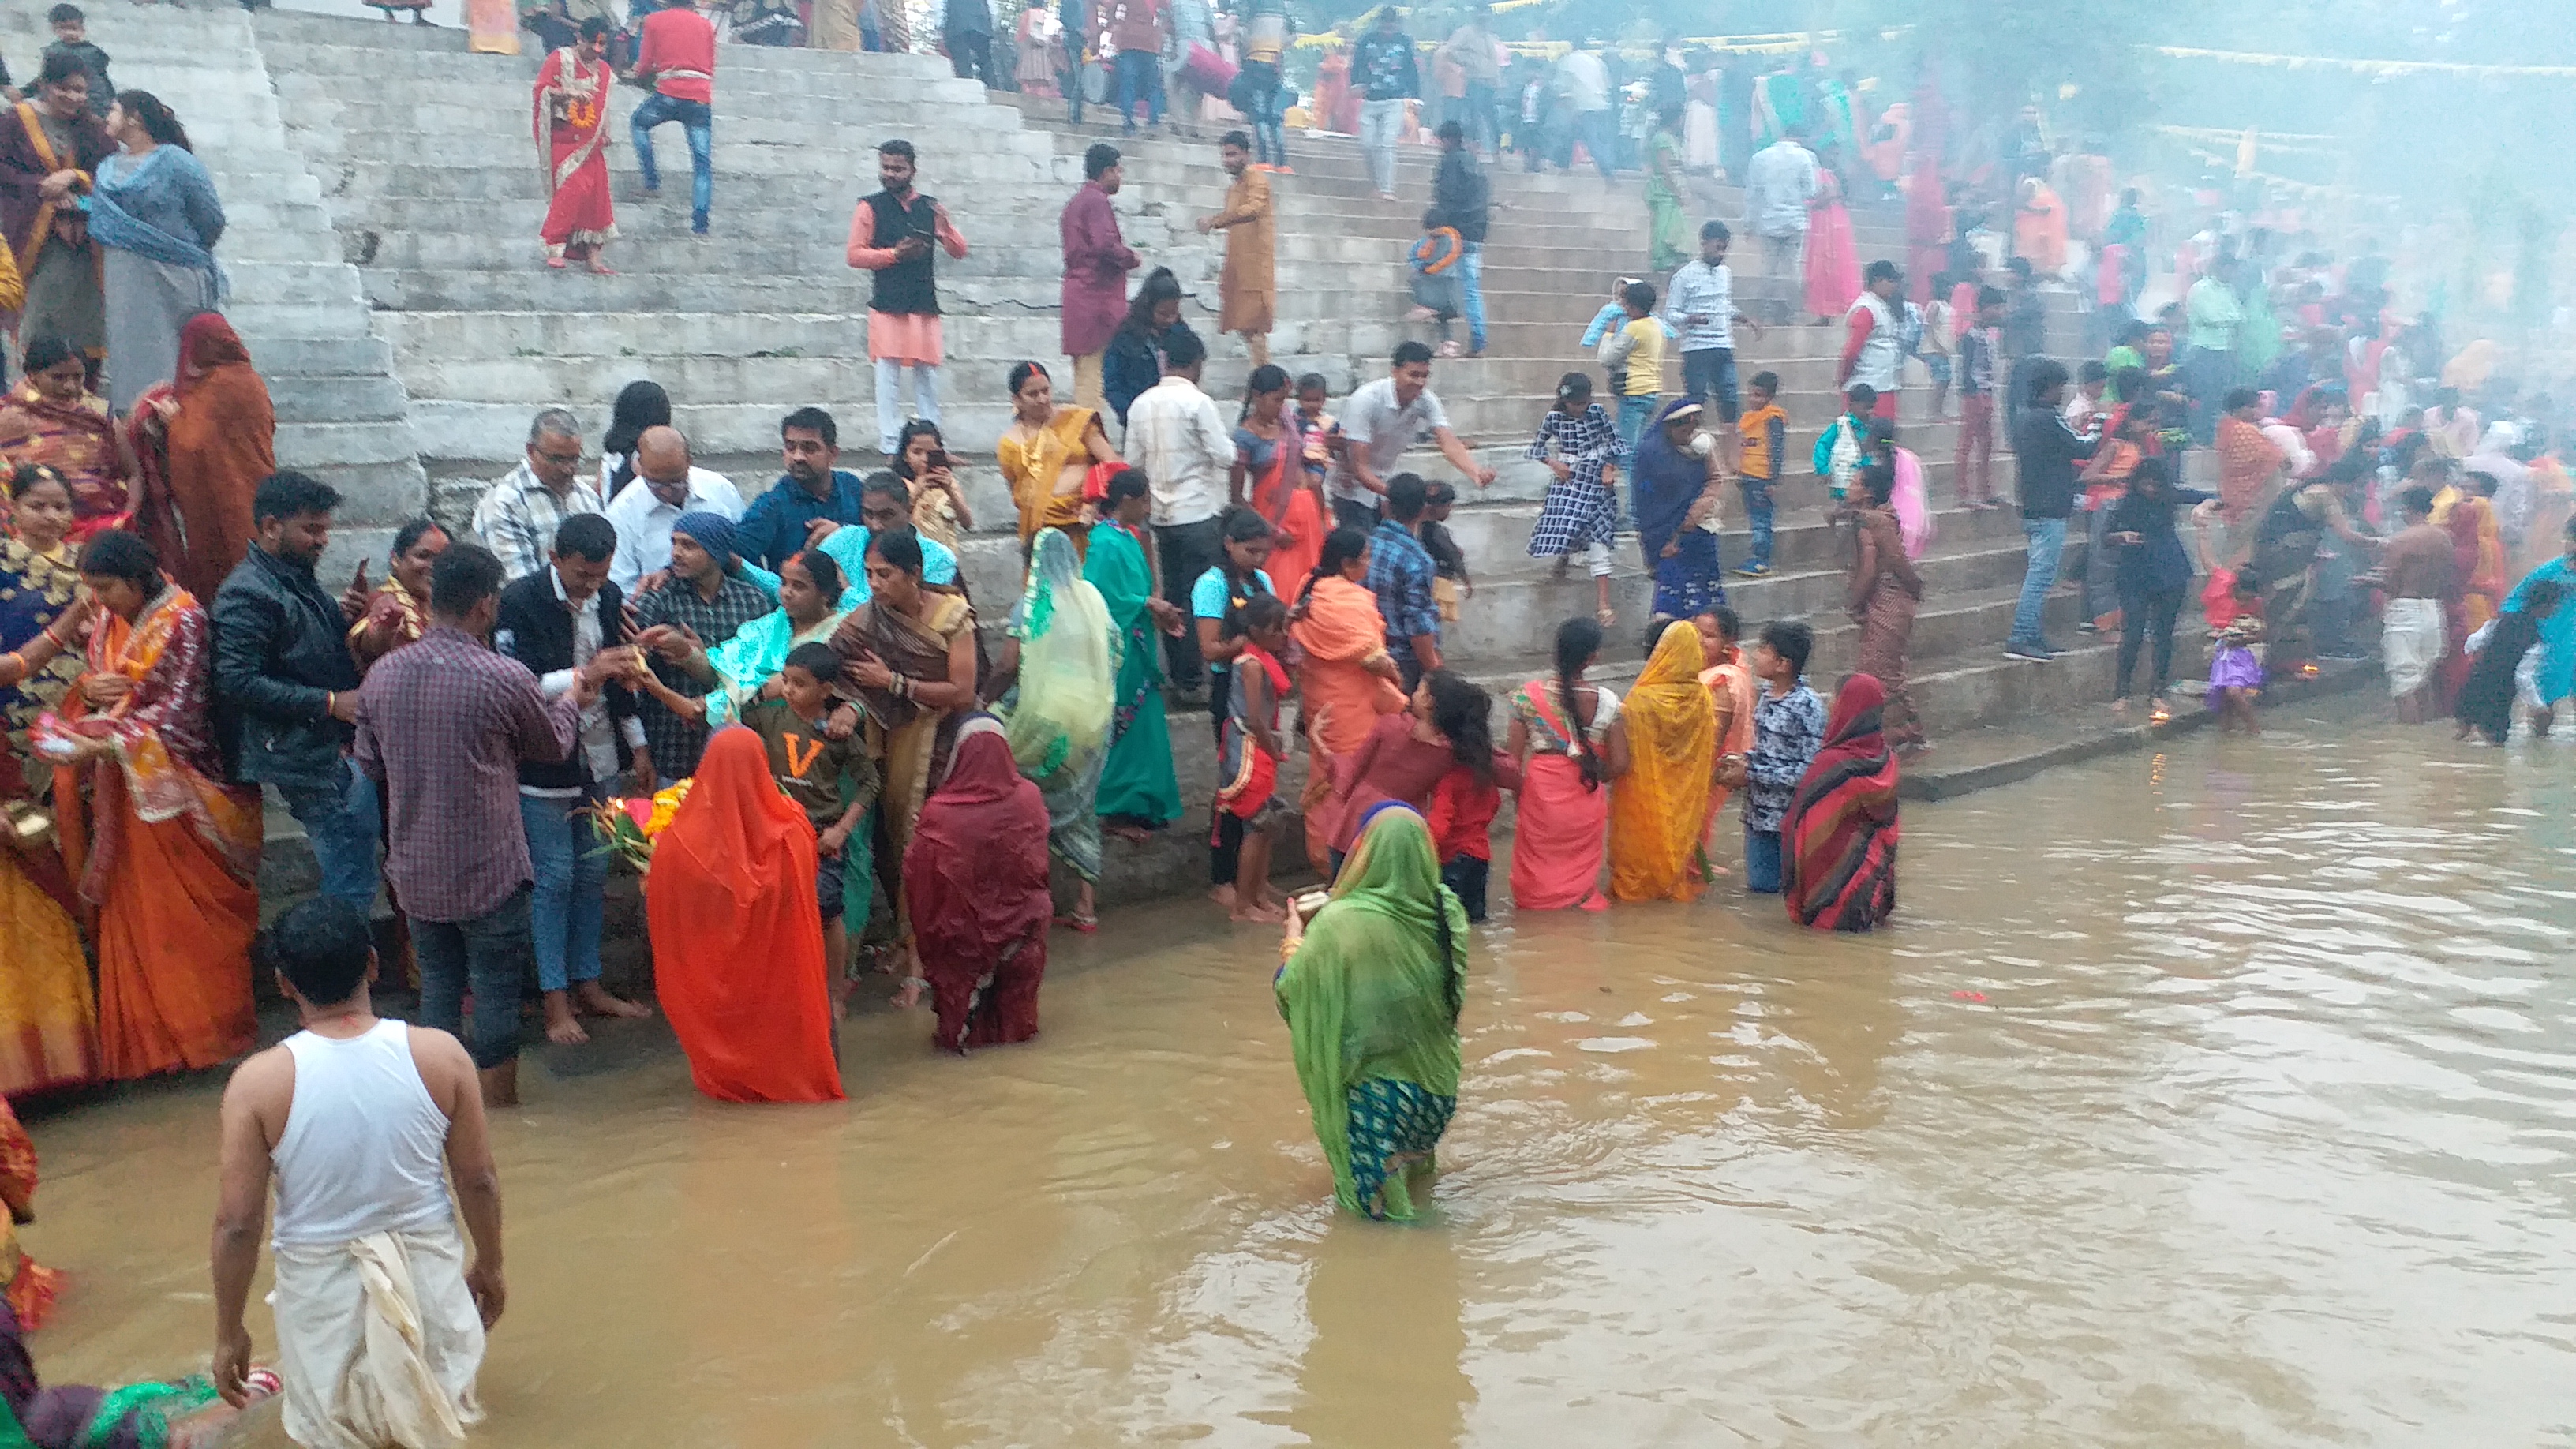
left=2381, top=597, right=2446, bottom=698
left=270, top=1227, right=486, bottom=1449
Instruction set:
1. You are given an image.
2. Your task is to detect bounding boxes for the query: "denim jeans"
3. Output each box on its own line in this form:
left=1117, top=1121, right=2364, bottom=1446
left=1236, top=60, right=1285, bottom=165
left=2012, top=515, right=2068, bottom=647
left=1743, top=827, right=1783, bottom=893
left=1738, top=476, right=1775, bottom=567
left=1458, top=80, right=1498, bottom=154
left=416, top=886, right=533, bottom=1069
left=1458, top=242, right=1486, bottom=352
left=631, top=92, right=713, bottom=229
left=2080, top=505, right=2120, bottom=624
left=1616, top=392, right=1658, bottom=453
left=1571, top=107, right=1616, bottom=180
left=277, top=757, right=380, bottom=912
left=1063, top=32, right=1085, bottom=120
left=520, top=784, right=609, bottom=994
left=1682, top=346, right=1739, bottom=421
left=1155, top=516, right=1224, bottom=687
left=945, top=26, right=993, bottom=83
left=875, top=358, right=941, bottom=454
left=1114, top=51, right=1163, bottom=129
left=1359, top=98, right=1406, bottom=193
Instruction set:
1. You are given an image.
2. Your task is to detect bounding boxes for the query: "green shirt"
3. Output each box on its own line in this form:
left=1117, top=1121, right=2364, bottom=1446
left=739, top=698, right=876, bottom=833
left=2186, top=278, right=2242, bottom=354
left=2102, top=345, right=2145, bottom=402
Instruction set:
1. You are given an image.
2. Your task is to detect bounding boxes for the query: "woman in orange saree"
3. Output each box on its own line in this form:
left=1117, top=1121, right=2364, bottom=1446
left=1233, top=365, right=1324, bottom=591
left=1286, top=526, right=1404, bottom=872
left=648, top=727, right=843, bottom=1104
left=1606, top=620, right=1715, bottom=904
left=47, top=531, right=259, bottom=1081
left=2438, top=487, right=2508, bottom=706
left=0, top=338, right=129, bottom=544
left=121, top=314, right=273, bottom=601
left=1694, top=608, right=1756, bottom=878
left=533, top=24, right=619, bottom=274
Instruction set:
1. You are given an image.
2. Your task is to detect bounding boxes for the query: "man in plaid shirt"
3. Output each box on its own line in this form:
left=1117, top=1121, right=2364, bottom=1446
left=469, top=409, right=604, bottom=582
left=355, top=543, right=590, bottom=1107
left=1366, top=472, right=1443, bottom=689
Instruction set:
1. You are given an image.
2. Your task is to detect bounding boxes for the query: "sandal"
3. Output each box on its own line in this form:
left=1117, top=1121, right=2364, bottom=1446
left=1594, top=607, right=1617, bottom=628
left=1055, top=911, right=1099, bottom=934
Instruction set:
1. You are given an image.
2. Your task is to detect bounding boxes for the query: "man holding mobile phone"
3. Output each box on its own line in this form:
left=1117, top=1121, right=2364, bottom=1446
left=848, top=137, right=969, bottom=457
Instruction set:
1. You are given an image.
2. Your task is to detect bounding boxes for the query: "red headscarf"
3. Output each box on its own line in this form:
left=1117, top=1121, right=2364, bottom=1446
left=125, top=313, right=274, bottom=599
left=1781, top=674, right=1900, bottom=932
left=645, top=728, right=843, bottom=1103
left=904, top=721, right=1054, bottom=1050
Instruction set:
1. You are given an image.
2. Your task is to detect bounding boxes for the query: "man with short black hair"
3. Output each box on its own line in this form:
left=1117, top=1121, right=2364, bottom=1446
left=470, top=408, right=603, bottom=582
left=2376, top=483, right=2452, bottom=721
left=739, top=406, right=870, bottom=571
left=1367, top=471, right=1443, bottom=687
left=1743, top=124, right=1818, bottom=277
left=944, top=0, right=995, bottom=84
left=2005, top=358, right=2099, bottom=661
left=1126, top=327, right=1233, bottom=695
left=212, top=470, right=376, bottom=913
left=496, top=514, right=653, bottom=1048
left=630, top=0, right=717, bottom=236
left=211, top=897, right=501, bottom=1446
left=355, top=544, right=590, bottom=1108
left=1352, top=6, right=1419, bottom=198
left=1196, top=131, right=1275, bottom=366
left=848, top=138, right=970, bottom=455
left=1061, top=144, right=1141, bottom=413
left=1664, top=219, right=1762, bottom=455
left=1432, top=118, right=1490, bottom=356
left=1329, top=340, right=1495, bottom=529
left=1838, top=259, right=1906, bottom=421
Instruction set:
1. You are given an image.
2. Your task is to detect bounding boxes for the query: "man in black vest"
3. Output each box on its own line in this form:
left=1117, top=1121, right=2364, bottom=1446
left=846, top=137, right=969, bottom=456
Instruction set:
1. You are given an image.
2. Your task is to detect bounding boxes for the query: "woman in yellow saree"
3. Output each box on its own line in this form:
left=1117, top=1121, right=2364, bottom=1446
left=997, top=361, right=1119, bottom=564
left=1607, top=620, right=1716, bottom=904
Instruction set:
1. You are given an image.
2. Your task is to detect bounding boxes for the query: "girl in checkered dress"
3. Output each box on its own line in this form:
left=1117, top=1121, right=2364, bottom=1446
left=1525, top=372, right=1629, bottom=627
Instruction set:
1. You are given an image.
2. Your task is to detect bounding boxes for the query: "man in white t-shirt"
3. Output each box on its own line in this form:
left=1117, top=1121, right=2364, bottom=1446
left=1125, top=328, right=1235, bottom=697
left=1328, top=340, right=1496, bottom=530
left=601, top=425, right=743, bottom=591
left=1554, top=39, right=1614, bottom=183
left=1743, top=126, right=1819, bottom=277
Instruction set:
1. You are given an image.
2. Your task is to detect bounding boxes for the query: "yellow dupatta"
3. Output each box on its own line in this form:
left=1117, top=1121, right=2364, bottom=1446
left=1608, top=620, right=1716, bottom=903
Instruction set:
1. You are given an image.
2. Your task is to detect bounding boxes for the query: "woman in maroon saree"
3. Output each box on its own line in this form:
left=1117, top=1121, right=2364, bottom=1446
left=1780, top=672, right=1900, bottom=932
left=903, top=716, right=1053, bottom=1054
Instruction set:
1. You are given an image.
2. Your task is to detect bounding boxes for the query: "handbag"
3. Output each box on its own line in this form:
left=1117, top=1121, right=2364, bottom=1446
left=1181, top=40, right=1234, bottom=92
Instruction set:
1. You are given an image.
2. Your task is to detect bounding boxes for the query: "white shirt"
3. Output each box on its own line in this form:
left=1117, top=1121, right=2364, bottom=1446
left=1557, top=51, right=1609, bottom=112
left=1745, top=140, right=1818, bottom=237
left=1662, top=257, right=1735, bottom=352
left=1331, top=375, right=1451, bottom=504
left=523, top=568, right=646, bottom=795
left=1126, top=374, right=1234, bottom=527
left=603, top=466, right=744, bottom=591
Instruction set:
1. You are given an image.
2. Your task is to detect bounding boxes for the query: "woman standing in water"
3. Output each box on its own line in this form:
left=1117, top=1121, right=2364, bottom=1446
left=993, top=527, right=1114, bottom=930
left=1277, top=803, right=1468, bottom=1222
left=1287, top=526, right=1405, bottom=870
left=1847, top=459, right=1926, bottom=752
left=1506, top=616, right=1627, bottom=912
left=1781, top=672, right=1900, bottom=931
left=1085, top=469, right=1185, bottom=838
left=906, top=716, right=1054, bottom=1053
left=1607, top=619, right=1716, bottom=903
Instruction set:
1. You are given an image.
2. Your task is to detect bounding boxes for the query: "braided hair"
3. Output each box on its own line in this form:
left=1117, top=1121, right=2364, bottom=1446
left=1553, top=616, right=1605, bottom=789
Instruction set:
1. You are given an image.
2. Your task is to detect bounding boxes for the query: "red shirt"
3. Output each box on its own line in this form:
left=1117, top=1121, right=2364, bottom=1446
left=637, top=8, right=717, bottom=103
left=1422, top=754, right=1522, bottom=863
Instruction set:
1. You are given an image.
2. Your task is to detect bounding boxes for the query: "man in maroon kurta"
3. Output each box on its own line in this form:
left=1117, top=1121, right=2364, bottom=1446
left=1059, top=142, right=1140, bottom=414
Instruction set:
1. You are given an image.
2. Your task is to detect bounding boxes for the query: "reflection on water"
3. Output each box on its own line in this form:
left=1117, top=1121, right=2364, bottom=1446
left=21, top=711, right=2576, bottom=1447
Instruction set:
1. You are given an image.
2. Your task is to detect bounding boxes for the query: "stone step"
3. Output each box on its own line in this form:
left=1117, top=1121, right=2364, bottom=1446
left=270, top=373, right=412, bottom=425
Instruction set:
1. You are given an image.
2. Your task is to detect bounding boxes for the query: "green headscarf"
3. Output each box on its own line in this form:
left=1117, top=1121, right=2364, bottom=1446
left=1275, top=805, right=1469, bottom=1218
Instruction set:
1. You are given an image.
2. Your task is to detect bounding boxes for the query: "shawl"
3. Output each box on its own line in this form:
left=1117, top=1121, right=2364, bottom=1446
left=0, top=101, right=110, bottom=290
left=532, top=47, right=612, bottom=184
left=1629, top=398, right=1709, bottom=552
left=125, top=313, right=271, bottom=599
left=1287, top=574, right=1403, bottom=757
left=2215, top=414, right=2285, bottom=525
left=646, top=728, right=842, bottom=1103
left=828, top=590, right=972, bottom=733
left=1274, top=804, right=1466, bottom=1220
left=1782, top=673, right=1899, bottom=932
left=905, top=722, right=1054, bottom=960
left=1001, top=527, right=1114, bottom=783
left=703, top=606, right=848, bottom=729
left=87, top=145, right=223, bottom=286
left=1607, top=620, right=1715, bottom=904
left=0, top=383, right=122, bottom=538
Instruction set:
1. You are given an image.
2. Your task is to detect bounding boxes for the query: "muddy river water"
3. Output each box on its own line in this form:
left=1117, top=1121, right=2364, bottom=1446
left=21, top=710, right=2576, bottom=1447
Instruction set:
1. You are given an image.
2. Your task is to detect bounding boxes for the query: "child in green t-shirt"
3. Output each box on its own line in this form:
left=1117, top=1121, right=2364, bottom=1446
left=739, top=642, right=878, bottom=1012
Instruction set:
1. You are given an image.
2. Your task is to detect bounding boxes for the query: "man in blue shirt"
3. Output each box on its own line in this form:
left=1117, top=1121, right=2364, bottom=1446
left=1365, top=472, right=1442, bottom=689
left=736, top=406, right=869, bottom=571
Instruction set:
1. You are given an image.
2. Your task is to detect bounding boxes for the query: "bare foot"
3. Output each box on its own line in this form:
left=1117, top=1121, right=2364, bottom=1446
left=1104, top=822, right=1151, bottom=844
left=1209, top=882, right=1237, bottom=911
left=2110, top=698, right=2130, bottom=716
left=1232, top=900, right=1287, bottom=923
left=479, top=1061, right=520, bottom=1108
left=892, top=978, right=925, bottom=1009
left=541, top=993, right=590, bottom=1046
left=575, top=982, right=653, bottom=1020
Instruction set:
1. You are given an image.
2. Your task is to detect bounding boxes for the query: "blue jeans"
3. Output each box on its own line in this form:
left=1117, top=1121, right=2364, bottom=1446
left=1571, top=108, right=1616, bottom=180
left=2012, top=515, right=2068, bottom=647
left=416, top=886, right=532, bottom=1069
left=1234, top=60, right=1285, bottom=165
left=631, top=92, right=713, bottom=229
left=1738, top=476, right=1775, bottom=567
left=1114, top=51, right=1163, bottom=130
left=1616, top=392, right=1657, bottom=453
left=1744, top=826, right=1783, bottom=893
left=278, top=757, right=380, bottom=912
left=1458, top=242, right=1486, bottom=352
left=520, top=784, right=608, bottom=994
left=1683, top=346, right=1739, bottom=421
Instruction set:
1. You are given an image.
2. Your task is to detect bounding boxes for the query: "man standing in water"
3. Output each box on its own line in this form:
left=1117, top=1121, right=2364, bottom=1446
left=2374, top=484, right=2453, bottom=723
left=211, top=897, right=503, bottom=1443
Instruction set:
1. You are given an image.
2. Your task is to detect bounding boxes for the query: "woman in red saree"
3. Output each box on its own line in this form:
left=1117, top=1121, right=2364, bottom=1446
left=533, top=22, right=618, bottom=274
left=122, top=313, right=272, bottom=601
left=648, top=727, right=843, bottom=1103
left=48, top=530, right=260, bottom=1080
left=1780, top=673, right=1899, bottom=933
left=1286, top=526, right=1404, bottom=872
left=0, top=337, right=128, bottom=544
left=904, top=717, right=1052, bottom=1054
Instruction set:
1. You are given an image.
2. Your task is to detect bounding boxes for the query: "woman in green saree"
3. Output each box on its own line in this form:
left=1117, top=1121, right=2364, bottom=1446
left=1084, top=469, right=1184, bottom=838
left=1275, top=803, right=1470, bottom=1222
left=994, top=526, right=1117, bottom=928
left=1646, top=105, right=1692, bottom=275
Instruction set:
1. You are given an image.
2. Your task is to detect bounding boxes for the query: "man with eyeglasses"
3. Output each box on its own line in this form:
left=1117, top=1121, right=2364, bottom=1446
left=470, top=407, right=606, bottom=582
left=601, top=424, right=742, bottom=593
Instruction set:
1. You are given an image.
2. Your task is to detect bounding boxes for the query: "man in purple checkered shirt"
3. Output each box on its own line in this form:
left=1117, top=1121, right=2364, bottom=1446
left=354, top=542, right=590, bottom=1108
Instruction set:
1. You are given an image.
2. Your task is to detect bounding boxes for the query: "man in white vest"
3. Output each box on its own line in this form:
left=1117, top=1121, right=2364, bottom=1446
left=1837, top=259, right=1907, bottom=423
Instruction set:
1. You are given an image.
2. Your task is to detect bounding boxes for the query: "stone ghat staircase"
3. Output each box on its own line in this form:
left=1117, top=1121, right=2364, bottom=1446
left=2, top=5, right=426, bottom=559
